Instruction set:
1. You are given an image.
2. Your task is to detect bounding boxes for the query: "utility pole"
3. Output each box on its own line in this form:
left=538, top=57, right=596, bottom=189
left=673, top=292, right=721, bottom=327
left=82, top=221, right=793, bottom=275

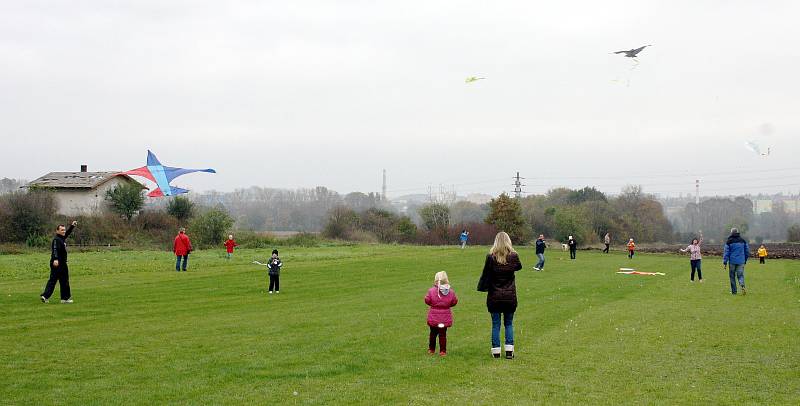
left=382, top=169, right=387, bottom=202
left=513, top=172, right=525, bottom=199
left=695, top=179, right=700, bottom=206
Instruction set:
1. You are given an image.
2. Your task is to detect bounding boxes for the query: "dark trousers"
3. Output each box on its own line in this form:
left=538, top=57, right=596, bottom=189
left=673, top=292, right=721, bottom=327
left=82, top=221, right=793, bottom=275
left=759, top=257, right=765, bottom=264
left=42, top=265, right=71, bottom=300
left=569, top=248, right=576, bottom=259
left=176, top=255, right=188, bottom=271
left=628, top=250, right=635, bottom=259
left=690, top=259, right=702, bottom=280
left=603, top=244, right=609, bottom=253
left=429, top=326, right=447, bottom=353
left=268, top=274, right=280, bottom=291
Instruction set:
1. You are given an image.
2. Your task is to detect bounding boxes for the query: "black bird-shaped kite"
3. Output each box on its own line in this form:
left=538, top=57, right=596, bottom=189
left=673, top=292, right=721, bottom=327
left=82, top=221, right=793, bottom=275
left=614, top=45, right=652, bottom=58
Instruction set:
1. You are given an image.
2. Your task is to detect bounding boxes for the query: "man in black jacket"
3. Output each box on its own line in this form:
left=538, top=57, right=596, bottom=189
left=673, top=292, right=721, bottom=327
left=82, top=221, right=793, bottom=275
left=568, top=235, right=577, bottom=260
left=41, top=221, right=77, bottom=304
left=533, top=234, right=546, bottom=271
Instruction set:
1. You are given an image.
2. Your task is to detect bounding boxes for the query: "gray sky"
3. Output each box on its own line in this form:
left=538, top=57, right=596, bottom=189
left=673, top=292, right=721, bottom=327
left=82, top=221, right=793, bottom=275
left=1, top=0, right=799, bottom=198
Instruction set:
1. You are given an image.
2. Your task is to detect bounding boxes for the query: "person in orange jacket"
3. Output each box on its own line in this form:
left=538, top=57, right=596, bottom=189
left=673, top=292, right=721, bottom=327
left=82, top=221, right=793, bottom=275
left=627, top=238, right=636, bottom=259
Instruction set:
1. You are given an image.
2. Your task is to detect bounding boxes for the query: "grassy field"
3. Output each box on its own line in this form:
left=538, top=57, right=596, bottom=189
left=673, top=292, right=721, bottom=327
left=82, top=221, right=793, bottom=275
left=1, top=245, right=798, bottom=405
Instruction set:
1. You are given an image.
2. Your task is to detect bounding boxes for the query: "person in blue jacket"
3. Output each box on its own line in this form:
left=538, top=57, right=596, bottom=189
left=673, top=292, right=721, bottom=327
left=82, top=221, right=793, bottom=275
left=723, top=227, right=750, bottom=295
left=459, top=230, right=469, bottom=249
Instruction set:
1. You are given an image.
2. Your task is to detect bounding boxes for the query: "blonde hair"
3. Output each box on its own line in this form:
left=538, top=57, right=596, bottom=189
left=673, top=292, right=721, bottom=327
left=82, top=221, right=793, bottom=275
left=434, top=271, right=449, bottom=285
left=490, top=232, right=515, bottom=265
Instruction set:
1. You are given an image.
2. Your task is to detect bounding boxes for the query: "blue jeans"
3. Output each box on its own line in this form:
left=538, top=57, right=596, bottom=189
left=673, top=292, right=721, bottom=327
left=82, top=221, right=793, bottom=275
left=536, top=253, right=545, bottom=269
left=176, top=255, right=188, bottom=271
left=729, top=263, right=745, bottom=294
left=491, top=312, right=514, bottom=347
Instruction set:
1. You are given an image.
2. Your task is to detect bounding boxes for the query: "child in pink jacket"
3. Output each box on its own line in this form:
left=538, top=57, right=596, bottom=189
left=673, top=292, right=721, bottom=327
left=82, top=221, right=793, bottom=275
left=424, top=271, right=458, bottom=356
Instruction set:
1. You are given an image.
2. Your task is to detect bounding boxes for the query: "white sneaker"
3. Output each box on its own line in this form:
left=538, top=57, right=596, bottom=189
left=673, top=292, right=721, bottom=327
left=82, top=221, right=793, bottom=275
left=40, top=296, right=48, bottom=303
left=268, top=291, right=273, bottom=294
left=60, top=299, right=73, bottom=304
left=276, top=291, right=280, bottom=294
left=533, top=267, right=540, bottom=271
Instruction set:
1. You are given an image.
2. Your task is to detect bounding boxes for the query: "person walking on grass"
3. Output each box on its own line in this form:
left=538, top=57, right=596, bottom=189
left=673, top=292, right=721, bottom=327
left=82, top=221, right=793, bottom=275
left=533, top=234, right=546, bottom=271
left=459, top=229, right=470, bottom=249
left=567, top=235, right=577, bottom=260
left=40, top=221, right=78, bottom=304
left=173, top=228, right=192, bottom=272
left=723, top=228, right=749, bottom=295
left=267, top=249, right=283, bottom=294
left=424, top=271, right=458, bottom=357
left=680, top=232, right=703, bottom=283
left=627, top=238, right=636, bottom=259
left=603, top=232, right=611, bottom=253
left=478, top=232, right=522, bottom=359
left=224, top=234, right=238, bottom=260
left=757, top=244, right=767, bottom=264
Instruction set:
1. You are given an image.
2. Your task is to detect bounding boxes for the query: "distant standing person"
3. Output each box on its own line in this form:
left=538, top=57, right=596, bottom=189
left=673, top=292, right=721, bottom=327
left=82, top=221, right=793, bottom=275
left=174, top=228, right=193, bottom=272
left=757, top=244, right=768, bottom=264
left=40, top=221, right=78, bottom=304
left=723, top=228, right=749, bottom=295
left=424, top=271, right=458, bottom=357
left=533, top=234, right=546, bottom=271
left=459, top=230, right=470, bottom=249
left=627, top=238, right=636, bottom=259
left=224, top=234, right=238, bottom=260
left=567, top=235, right=577, bottom=260
left=679, top=233, right=703, bottom=283
left=267, top=249, right=283, bottom=294
left=603, top=233, right=611, bottom=253
left=477, top=232, right=522, bottom=359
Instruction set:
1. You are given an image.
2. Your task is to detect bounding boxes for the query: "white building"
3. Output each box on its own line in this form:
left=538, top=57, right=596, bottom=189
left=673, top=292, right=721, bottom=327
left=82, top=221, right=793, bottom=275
left=26, top=166, right=146, bottom=216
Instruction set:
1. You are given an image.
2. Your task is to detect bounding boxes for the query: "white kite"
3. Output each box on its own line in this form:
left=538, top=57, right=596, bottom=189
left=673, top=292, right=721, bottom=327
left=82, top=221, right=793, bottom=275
left=745, top=141, right=770, bottom=157
left=465, top=76, right=485, bottom=83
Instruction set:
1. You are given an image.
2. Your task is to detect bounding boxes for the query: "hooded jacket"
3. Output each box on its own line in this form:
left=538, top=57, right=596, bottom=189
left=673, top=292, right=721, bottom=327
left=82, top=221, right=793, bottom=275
left=174, top=232, right=192, bottom=256
left=723, top=232, right=749, bottom=265
left=424, top=284, right=458, bottom=327
left=757, top=247, right=767, bottom=258
left=478, top=253, right=522, bottom=313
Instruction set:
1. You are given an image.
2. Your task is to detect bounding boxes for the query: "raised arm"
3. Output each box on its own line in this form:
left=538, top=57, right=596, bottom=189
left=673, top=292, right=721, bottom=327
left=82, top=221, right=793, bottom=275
left=64, top=221, right=76, bottom=239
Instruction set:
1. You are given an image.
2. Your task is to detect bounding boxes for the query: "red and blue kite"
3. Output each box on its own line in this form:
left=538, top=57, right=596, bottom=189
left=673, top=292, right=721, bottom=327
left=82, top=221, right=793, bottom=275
left=121, top=150, right=216, bottom=197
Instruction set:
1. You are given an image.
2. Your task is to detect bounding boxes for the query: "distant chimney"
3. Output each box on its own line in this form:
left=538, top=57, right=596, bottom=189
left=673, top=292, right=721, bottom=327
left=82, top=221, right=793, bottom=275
left=80, top=165, right=88, bottom=172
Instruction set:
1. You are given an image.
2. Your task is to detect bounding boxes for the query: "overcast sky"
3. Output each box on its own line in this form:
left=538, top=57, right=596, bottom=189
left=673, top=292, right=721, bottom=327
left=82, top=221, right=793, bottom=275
left=1, top=1, right=799, bottom=198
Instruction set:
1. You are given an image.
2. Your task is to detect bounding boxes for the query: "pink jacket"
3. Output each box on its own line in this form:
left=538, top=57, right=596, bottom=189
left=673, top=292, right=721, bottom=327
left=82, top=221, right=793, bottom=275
left=424, top=285, right=458, bottom=328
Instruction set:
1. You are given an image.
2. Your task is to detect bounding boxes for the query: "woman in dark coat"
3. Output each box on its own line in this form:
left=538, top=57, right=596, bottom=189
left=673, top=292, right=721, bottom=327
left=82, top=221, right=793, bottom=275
left=477, top=231, right=522, bottom=359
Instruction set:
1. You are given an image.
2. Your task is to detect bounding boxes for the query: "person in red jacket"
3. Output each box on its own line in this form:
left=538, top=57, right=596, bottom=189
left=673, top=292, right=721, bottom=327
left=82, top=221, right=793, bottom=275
left=223, top=234, right=238, bottom=260
left=173, top=228, right=193, bottom=272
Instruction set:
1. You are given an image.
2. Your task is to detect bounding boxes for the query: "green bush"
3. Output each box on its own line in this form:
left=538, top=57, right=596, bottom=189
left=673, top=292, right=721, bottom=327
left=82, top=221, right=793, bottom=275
left=25, top=233, right=51, bottom=248
left=167, top=196, right=195, bottom=222
left=283, top=232, right=321, bottom=247
left=190, top=207, right=235, bottom=247
left=0, top=190, right=57, bottom=243
left=235, top=231, right=278, bottom=249
left=106, top=182, right=145, bottom=221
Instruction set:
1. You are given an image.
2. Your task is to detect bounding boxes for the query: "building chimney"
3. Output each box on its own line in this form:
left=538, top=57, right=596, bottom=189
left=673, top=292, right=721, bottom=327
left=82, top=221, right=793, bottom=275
left=80, top=165, right=88, bottom=172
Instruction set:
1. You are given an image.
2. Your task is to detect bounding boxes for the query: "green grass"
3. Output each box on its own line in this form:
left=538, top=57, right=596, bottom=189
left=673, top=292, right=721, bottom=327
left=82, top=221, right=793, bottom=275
left=1, top=246, right=798, bottom=405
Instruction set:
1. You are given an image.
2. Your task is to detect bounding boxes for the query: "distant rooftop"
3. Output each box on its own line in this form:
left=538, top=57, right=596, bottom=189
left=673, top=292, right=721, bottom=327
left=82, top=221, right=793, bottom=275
left=27, top=171, right=144, bottom=190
